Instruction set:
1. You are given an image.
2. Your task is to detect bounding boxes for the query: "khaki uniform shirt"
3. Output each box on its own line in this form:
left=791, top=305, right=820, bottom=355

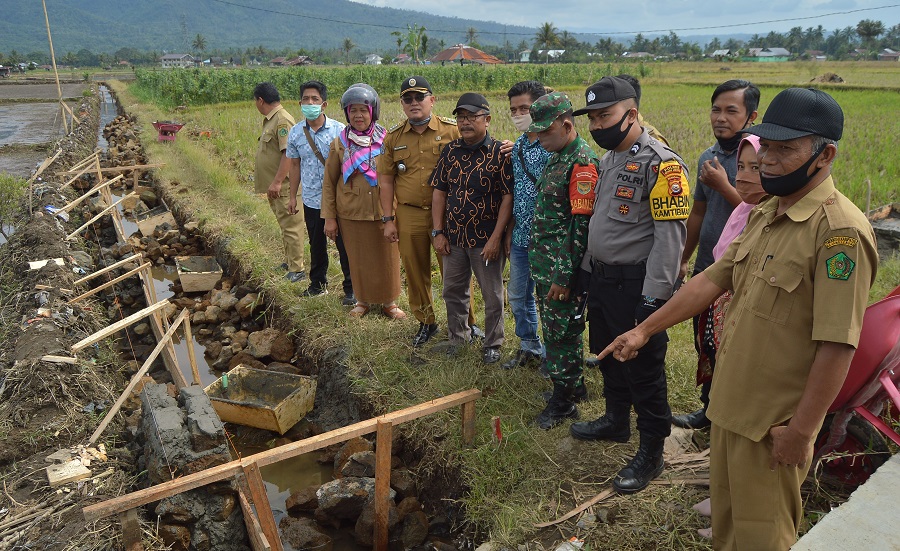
left=379, top=116, right=459, bottom=209
left=704, top=176, right=878, bottom=441
left=321, top=137, right=386, bottom=222
left=255, top=104, right=295, bottom=194
left=584, top=129, right=690, bottom=299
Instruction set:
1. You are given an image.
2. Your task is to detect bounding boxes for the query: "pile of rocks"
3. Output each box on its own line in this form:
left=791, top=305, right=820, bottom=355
left=102, top=114, right=147, bottom=167
left=280, top=436, right=438, bottom=550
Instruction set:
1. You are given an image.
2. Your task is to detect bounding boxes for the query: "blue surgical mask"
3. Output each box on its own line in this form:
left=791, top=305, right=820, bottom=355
left=301, top=104, right=323, bottom=120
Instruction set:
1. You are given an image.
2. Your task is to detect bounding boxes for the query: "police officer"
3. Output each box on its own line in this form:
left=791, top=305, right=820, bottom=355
left=379, top=76, right=477, bottom=346
left=527, top=92, right=600, bottom=429
left=570, top=77, right=689, bottom=494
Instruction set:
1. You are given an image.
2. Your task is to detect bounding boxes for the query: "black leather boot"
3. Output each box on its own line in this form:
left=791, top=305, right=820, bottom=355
left=542, top=378, right=589, bottom=403
left=534, top=382, right=579, bottom=430
left=613, top=435, right=665, bottom=494
left=569, top=404, right=631, bottom=442
left=672, top=408, right=710, bottom=429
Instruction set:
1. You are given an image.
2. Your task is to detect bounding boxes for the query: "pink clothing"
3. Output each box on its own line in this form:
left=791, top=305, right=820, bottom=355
left=712, top=201, right=755, bottom=261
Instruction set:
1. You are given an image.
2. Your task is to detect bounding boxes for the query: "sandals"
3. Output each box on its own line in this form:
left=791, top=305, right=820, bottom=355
left=349, top=303, right=370, bottom=318
left=382, top=304, right=407, bottom=320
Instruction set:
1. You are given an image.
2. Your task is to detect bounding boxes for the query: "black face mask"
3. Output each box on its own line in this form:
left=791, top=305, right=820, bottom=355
left=760, top=143, right=825, bottom=197
left=590, top=110, right=634, bottom=151
left=716, top=115, right=753, bottom=152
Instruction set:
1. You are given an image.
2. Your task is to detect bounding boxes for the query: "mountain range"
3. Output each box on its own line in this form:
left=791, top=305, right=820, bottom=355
left=0, top=0, right=539, bottom=54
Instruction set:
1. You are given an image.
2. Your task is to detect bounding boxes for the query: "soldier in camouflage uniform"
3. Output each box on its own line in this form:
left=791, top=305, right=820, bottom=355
left=527, top=92, right=601, bottom=429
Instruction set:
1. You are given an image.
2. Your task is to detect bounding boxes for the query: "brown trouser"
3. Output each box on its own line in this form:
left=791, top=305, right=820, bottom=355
left=268, top=194, right=305, bottom=272
left=395, top=203, right=474, bottom=325
left=710, top=423, right=810, bottom=551
left=442, top=245, right=505, bottom=348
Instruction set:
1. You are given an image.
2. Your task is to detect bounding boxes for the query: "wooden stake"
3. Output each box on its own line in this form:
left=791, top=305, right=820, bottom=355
left=374, top=420, right=393, bottom=551
left=67, top=150, right=101, bottom=172
left=41, top=0, right=66, bottom=134
left=182, top=315, right=201, bottom=385
left=60, top=174, right=123, bottom=212
left=71, top=299, right=169, bottom=353
left=27, top=149, right=62, bottom=216
left=73, top=254, right=141, bottom=286
left=67, top=262, right=151, bottom=304
left=241, top=462, right=283, bottom=551
left=237, top=483, right=272, bottom=551
left=82, top=389, right=481, bottom=522
left=65, top=191, right=135, bottom=240
left=86, top=309, right=188, bottom=446
left=119, top=509, right=144, bottom=551
left=55, top=163, right=165, bottom=176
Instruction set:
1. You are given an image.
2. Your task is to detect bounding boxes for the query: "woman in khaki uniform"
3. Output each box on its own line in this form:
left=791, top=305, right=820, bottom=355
left=322, top=84, right=404, bottom=319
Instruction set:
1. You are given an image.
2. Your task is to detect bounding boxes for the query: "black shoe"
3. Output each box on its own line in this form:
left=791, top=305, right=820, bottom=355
left=569, top=409, right=631, bottom=442
left=613, top=436, right=665, bottom=494
left=501, top=349, right=540, bottom=370
left=280, top=262, right=289, bottom=271
left=301, top=284, right=327, bottom=297
left=542, top=383, right=589, bottom=403
left=470, top=324, right=485, bottom=341
left=482, top=346, right=501, bottom=364
left=285, top=270, right=307, bottom=283
left=538, top=358, right=551, bottom=379
left=584, top=356, right=601, bottom=369
left=534, top=383, right=579, bottom=430
left=672, top=408, right=710, bottom=429
left=412, top=323, right=438, bottom=347
left=341, top=292, right=356, bottom=307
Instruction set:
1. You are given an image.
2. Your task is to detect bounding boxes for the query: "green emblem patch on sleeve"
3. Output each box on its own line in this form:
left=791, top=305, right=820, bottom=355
left=826, top=252, right=855, bottom=280
left=278, top=127, right=288, bottom=137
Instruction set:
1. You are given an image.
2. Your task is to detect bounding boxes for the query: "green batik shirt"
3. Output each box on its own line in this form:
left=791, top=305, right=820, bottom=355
left=529, top=135, right=600, bottom=289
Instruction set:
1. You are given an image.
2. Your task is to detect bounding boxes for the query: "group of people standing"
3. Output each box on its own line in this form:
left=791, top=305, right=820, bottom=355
left=254, top=74, right=878, bottom=550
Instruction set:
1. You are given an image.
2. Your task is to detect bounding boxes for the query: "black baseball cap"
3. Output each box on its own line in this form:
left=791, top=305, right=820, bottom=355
left=573, top=76, right=637, bottom=116
left=453, top=92, right=490, bottom=114
left=743, top=88, right=843, bottom=141
left=400, top=76, right=432, bottom=96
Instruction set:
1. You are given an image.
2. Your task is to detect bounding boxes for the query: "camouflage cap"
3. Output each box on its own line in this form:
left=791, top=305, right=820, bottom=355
left=527, top=92, right=572, bottom=132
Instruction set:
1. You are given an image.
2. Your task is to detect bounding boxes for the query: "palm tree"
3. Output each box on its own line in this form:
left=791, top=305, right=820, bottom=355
left=342, top=37, right=356, bottom=64
left=465, top=27, right=478, bottom=46
left=534, top=22, right=559, bottom=64
left=192, top=34, right=207, bottom=55
left=856, top=19, right=885, bottom=52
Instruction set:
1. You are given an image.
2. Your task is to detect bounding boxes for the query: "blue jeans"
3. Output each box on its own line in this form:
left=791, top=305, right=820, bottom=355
left=508, top=244, right=544, bottom=356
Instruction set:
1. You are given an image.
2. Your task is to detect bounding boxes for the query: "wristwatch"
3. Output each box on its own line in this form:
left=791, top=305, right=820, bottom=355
left=381, top=215, right=395, bottom=223
left=430, top=229, right=444, bottom=238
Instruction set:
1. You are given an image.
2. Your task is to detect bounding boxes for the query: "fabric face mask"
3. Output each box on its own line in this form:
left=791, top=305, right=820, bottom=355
left=301, top=104, right=323, bottom=120
left=512, top=114, right=532, bottom=133
left=589, top=110, right=634, bottom=151
left=760, top=143, right=825, bottom=197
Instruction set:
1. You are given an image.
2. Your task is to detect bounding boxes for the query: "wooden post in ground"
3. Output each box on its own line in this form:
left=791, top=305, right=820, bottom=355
left=461, top=401, right=476, bottom=447
left=119, top=509, right=144, bottom=551
left=374, top=419, right=393, bottom=551
left=40, top=0, right=66, bottom=134
left=67, top=262, right=152, bottom=304
left=182, top=315, right=201, bottom=385
left=237, top=483, right=272, bottom=551
left=241, top=462, right=283, bottom=551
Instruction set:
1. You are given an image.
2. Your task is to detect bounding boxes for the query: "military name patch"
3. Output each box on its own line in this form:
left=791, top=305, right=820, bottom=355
left=615, top=185, right=636, bottom=199
left=625, top=161, right=641, bottom=173
left=618, top=204, right=630, bottom=215
left=650, top=160, right=691, bottom=220
left=824, top=236, right=858, bottom=249
left=826, top=252, right=855, bottom=280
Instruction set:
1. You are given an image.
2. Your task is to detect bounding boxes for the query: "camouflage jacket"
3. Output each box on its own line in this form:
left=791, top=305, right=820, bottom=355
left=529, top=135, right=600, bottom=289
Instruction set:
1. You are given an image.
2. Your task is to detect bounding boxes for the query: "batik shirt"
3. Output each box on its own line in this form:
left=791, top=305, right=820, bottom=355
left=511, top=133, right=550, bottom=248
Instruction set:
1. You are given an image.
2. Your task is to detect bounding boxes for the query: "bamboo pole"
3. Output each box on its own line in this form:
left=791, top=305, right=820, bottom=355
left=65, top=192, right=135, bottom=240
left=60, top=174, right=123, bottom=212
left=67, top=262, right=152, bottom=304
left=71, top=299, right=169, bottom=353
left=73, top=254, right=140, bottom=286
left=41, top=0, right=66, bottom=134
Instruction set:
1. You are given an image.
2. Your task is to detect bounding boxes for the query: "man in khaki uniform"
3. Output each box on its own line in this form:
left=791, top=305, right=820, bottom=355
left=254, top=82, right=305, bottom=282
left=597, top=88, right=877, bottom=550
left=379, top=76, right=476, bottom=346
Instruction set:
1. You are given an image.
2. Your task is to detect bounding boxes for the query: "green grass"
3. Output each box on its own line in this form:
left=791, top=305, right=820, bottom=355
left=111, top=74, right=900, bottom=548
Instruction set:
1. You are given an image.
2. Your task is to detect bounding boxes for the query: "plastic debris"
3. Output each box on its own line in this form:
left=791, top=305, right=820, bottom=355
left=554, top=537, right=585, bottom=551
left=43, top=205, right=70, bottom=222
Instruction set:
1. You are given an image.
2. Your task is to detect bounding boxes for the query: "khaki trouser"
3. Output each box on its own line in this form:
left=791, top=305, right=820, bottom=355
left=395, top=204, right=474, bottom=325
left=710, top=423, right=810, bottom=551
left=268, top=194, right=306, bottom=273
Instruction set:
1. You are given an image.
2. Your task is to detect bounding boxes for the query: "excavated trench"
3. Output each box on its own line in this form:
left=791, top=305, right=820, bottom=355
left=81, top=86, right=467, bottom=550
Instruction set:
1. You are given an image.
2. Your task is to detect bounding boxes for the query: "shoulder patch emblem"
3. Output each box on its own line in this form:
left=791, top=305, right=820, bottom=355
left=824, top=236, right=858, bottom=248
left=629, top=143, right=641, bottom=155
left=651, top=164, right=659, bottom=174
left=278, top=127, right=288, bottom=137
left=569, top=163, right=598, bottom=215
left=650, top=160, right=690, bottom=220
left=625, top=161, right=641, bottom=173
left=826, top=252, right=855, bottom=280
left=389, top=121, right=406, bottom=132
left=615, top=185, right=636, bottom=199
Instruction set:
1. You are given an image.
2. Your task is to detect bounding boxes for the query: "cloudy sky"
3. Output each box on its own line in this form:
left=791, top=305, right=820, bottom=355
left=352, top=0, right=900, bottom=37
